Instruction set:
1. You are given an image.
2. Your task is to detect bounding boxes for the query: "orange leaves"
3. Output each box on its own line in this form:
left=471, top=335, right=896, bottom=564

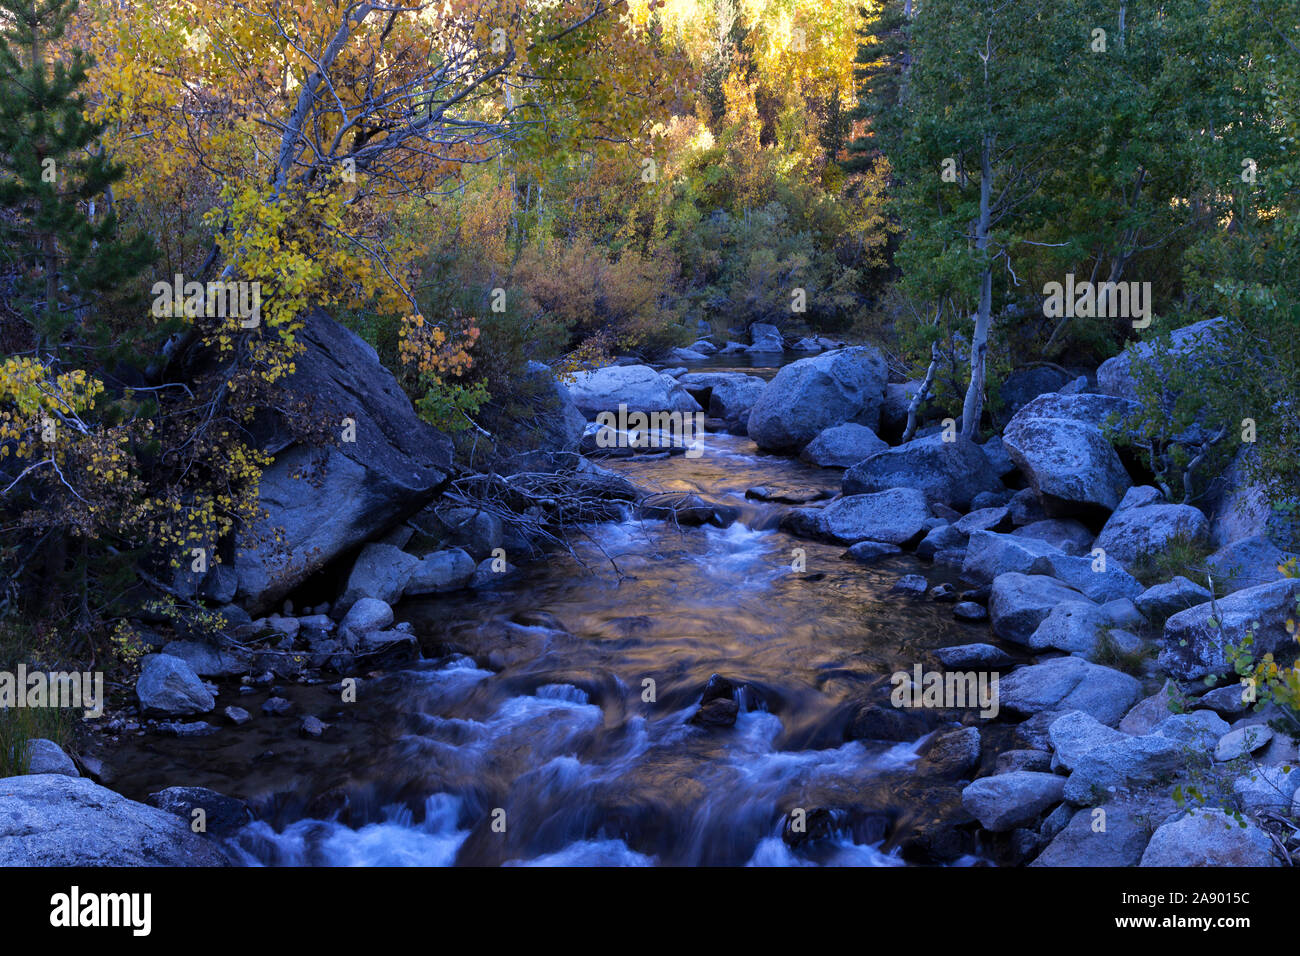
left=398, top=312, right=480, bottom=383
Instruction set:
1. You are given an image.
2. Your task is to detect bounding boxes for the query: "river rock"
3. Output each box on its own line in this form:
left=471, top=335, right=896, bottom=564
left=954, top=507, right=1011, bottom=536
left=916, top=523, right=966, bottom=561
left=339, top=597, right=394, bottom=635
left=997, top=366, right=1073, bottom=418
left=1233, top=766, right=1300, bottom=812
left=1118, top=681, right=1182, bottom=735
left=1098, top=318, right=1231, bottom=401
left=997, top=750, right=1052, bottom=774
left=1095, top=502, right=1210, bottom=565
left=999, top=656, right=1141, bottom=726
left=146, top=786, right=249, bottom=836
left=952, top=602, right=988, bottom=623
left=136, top=654, right=215, bottom=716
left=1150, top=711, right=1230, bottom=748
left=989, top=573, right=1092, bottom=644
left=25, top=739, right=78, bottom=777
left=818, top=488, right=931, bottom=545
left=403, top=548, right=476, bottom=596
left=1215, top=725, right=1273, bottom=762
left=1026, top=601, right=1113, bottom=655
left=1134, top=576, right=1212, bottom=622
left=1033, top=793, right=1177, bottom=867
left=934, top=644, right=1016, bottom=668
left=1048, top=711, right=1129, bottom=772
left=1205, top=534, right=1291, bottom=594
left=1062, top=733, right=1186, bottom=804
left=890, top=574, right=929, bottom=596
left=566, top=365, right=701, bottom=418
left=1159, top=578, right=1300, bottom=679
left=1007, top=488, right=1048, bottom=526
left=1140, top=808, right=1277, bottom=867
left=747, top=323, right=783, bottom=352
left=842, top=434, right=1002, bottom=510
left=1194, top=683, right=1253, bottom=717
left=918, top=726, right=982, bottom=779
left=961, top=772, right=1065, bottom=832
left=1010, top=519, right=1093, bottom=556
left=336, top=542, right=421, bottom=614
left=232, top=310, right=453, bottom=615
left=0, top=775, right=231, bottom=865
left=160, top=640, right=251, bottom=678
left=746, top=347, right=888, bottom=452
left=845, top=540, right=903, bottom=564
left=1002, top=397, right=1132, bottom=517
left=800, top=423, right=889, bottom=468
left=678, top=372, right=766, bottom=426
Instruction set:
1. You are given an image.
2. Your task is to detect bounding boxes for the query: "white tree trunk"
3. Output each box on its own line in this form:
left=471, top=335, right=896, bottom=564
left=960, top=133, right=994, bottom=442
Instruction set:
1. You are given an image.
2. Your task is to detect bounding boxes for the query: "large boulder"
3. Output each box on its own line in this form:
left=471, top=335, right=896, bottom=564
left=747, top=323, right=784, bottom=352
left=1026, top=602, right=1115, bottom=656
left=1095, top=501, right=1210, bottom=565
left=136, top=654, right=214, bottom=715
left=1139, top=809, right=1277, bottom=867
left=999, top=656, right=1141, bottom=726
left=403, top=548, right=476, bottom=596
left=1134, top=576, right=1212, bottom=622
left=233, top=311, right=453, bottom=615
left=960, top=772, right=1065, bottom=832
left=0, top=775, right=231, bottom=865
left=746, top=347, right=888, bottom=452
left=965, top=532, right=1141, bottom=602
left=799, top=423, right=889, bottom=468
left=1205, top=534, right=1291, bottom=594
left=678, top=372, right=766, bottom=427
left=842, top=435, right=1003, bottom=510
left=1003, top=416, right=1131, bottom=517
left=1097, top=318, right=1231, bottom=401
left=817, top=488, right=931, bottom=545
left=1159, top=579, right=1300, bottom=679
left=1033, top=797, right=1173, bottom=867
left=566, top=365, right=701, bottom=418
left=989, top=573, right=1092, bottom=644
left=996, top=366, right=1073, bottom=419
left=336, top=542, right=422, bottom=614
left=1047, top=711, right=1129, bottom=772
left=1010, top=519, right=1094, bottom=556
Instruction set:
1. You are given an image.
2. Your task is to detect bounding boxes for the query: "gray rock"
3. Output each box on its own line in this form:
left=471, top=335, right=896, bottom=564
left=988, top=572, right=1091, bottom=644
left=299, top=715, right=330, bottom=738
left=1118, top=681, right=1182, bottom=735
left=25, top=739, right=78, bottom=777
left=1205, top=534, right=1291, bottom=594
left=160, top=640, right=251, bottom=678
left=1026, top=602, right=1111, bottom=655
left=1095, top=503, right=1210, bottom=565
left=934, top=643, right=1017, bottom=668
left=1008, top=488, right=1048, bottom=526
left=1011, top=518, right=1094, bottom=556
left=1233, top=766, right=1300, bottom=812
left=1215, top=725, right=1273, bottom=762
left=1194, top=683, right=1253, bottom=717
left=678, top=372, right=766, bottom=426
left=414, top=505, right=503, bottom=561
left=952, top=602, right=989, bottom=623
left=842, top=434, right=1003, bottom=510
left=980, top=435, right=1018, bottom=478
left=799, top=423, right=889, bottom=468
left=963, top=531, right=1063, bottom=583
left=1150, top=711, right=1231, bottom=748
left=916, top=523, right=966, bottom=561
left=747, top=323, right=784, bottom=352
left=1098, top=318, right=1231, bottom=401
left=223, top=705, right=251, bottom=725
left=403, top=548, right=476, bottom=596
left=336, top=542, right=421, bottom=613
left=1140, top=808, right=1277, bottom=867
left=954, top=507, right=1010, bottom=535
left=818, top=488, right=931, bottom=545
left=0, top=775, right=230, bottom=865
left=146, top=786, right=248, bottom=836
left=998, top=749, right=1053, bottom=774
left=1159, top=578, right=1300, bottom=679
left=339, top=597, right=394, bottom=635
left=920, top=726, right=982, bottom=779
left=997, top=366, right=1073, bottom=418
left=1033, top=803, right=1161, bottom=867
left=232, top=310, right=453, bottom=615
left=999, top=656, right=1141, bottom=727
left=1003, top=406, right=1132, bottom=517
left=961, top=772, right=1066, bottom=832
left=566, top=364, right=702, bottom=418
left=1048, top=710, right=1129, bottom=772
left=890, top=574, right=930, bottom=597
left=880, top=381, right=922, bottom=438
left=136, top=654, right=215, bottom=716
left=1134, top=576, right=1213, bottom=622
left=1063, top=734, right=1186, bottom=803
left=845, top=540, right=903, bottom=564
left=746, top=347, right=888, bottom=452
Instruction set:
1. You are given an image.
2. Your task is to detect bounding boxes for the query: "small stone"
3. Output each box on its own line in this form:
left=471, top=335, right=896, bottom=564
left=223, top=706, right=251, bottom=725
left=890, top=574, right=928, bottom=597
left=299, top=715, right=330, bottom=738
left=953, top=602, right=988, bottom=622
left=261, top=696, right=294, bottom=716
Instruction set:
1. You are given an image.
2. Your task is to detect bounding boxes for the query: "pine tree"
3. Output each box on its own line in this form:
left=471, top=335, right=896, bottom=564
left=0, top=0, right=154, bottom=359
left=842, top=0, right=910, bottom=175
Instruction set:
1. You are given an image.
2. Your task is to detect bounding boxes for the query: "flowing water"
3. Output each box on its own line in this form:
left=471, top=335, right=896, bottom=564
left=106, top=361, right=1010, bottom=866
